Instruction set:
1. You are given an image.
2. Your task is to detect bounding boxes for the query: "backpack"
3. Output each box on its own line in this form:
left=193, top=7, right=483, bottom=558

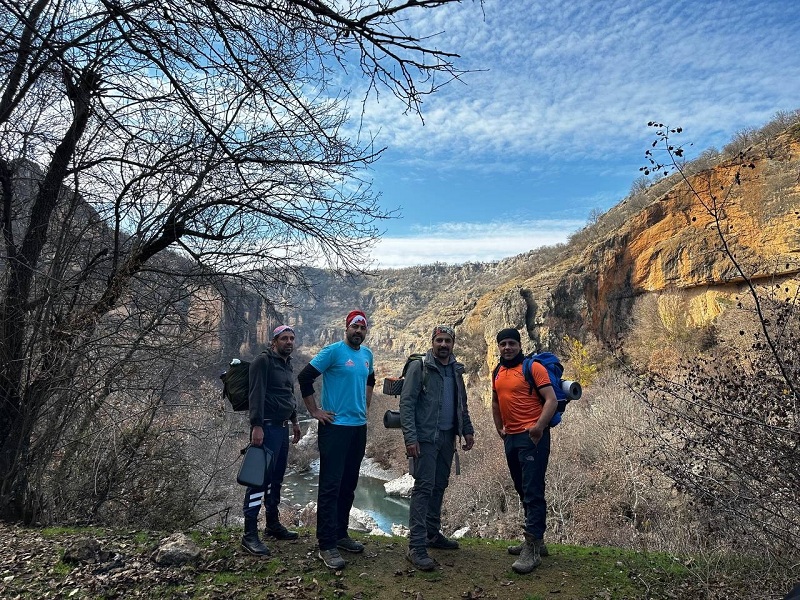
left=382, top=353, right=427, bottom=397
left=220, top=351, right=267, bottom=412
left=382, top=353, right=428, bottom=429
left=220, top=359, right=251, bottom=411
left=492, top=351, right=581, bottom=427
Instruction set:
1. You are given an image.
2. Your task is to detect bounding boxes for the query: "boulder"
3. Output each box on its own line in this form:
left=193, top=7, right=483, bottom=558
left=384, top=473, right=414, bottom=499
left=151, top=533, right=200, bottom=567
left=348, top=507, right=379, bottom=533
left=62, top=537, right=102, bottom=564
left=452, top=526, right=470, bottom=539
left=391, top=524, right=410, bottom=537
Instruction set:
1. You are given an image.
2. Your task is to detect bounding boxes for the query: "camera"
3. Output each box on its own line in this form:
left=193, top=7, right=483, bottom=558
left=383, top=409, right=401, bottom=429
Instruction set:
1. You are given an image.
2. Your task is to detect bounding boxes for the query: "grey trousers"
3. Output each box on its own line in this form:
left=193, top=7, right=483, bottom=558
left=408, top=428, right=455, bottom=549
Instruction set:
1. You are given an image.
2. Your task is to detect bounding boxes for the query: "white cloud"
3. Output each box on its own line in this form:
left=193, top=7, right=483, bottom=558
left=368, top=219, right=584, bottom=268
left=351, top=0, right=800, bottom=168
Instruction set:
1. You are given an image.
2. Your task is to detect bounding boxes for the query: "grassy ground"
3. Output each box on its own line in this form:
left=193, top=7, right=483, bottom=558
left=0, top=524, right=794, bottom=599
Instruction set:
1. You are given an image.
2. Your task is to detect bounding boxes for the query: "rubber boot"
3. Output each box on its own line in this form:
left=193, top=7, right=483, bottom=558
left=265, top=512, right=298, bottom=540
left=241, top=517, right=271, bottom=556
left=511, top=533, right=541, bottom=574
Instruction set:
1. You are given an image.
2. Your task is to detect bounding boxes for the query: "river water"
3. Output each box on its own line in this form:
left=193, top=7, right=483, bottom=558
left=280, top=468, right=410, bottom=534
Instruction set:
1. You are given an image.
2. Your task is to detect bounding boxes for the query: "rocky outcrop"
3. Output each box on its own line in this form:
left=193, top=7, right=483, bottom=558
left=461, top=129, right=800, bottom=357
left=215, top=286, right=284, bottom=360
left=384, top=474, right=414, bottom=499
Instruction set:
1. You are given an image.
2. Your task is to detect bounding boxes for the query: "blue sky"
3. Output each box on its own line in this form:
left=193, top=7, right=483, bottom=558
left=349, top=0, right=800, bottom=268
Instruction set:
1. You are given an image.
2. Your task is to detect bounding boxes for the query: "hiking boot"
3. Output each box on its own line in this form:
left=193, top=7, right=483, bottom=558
left=426, top=532, right=459, bottom=550
left=508, top=540, right=548, bottom=556
left=406, top=547, right=436, bottom=571
left=507, top=541, right=525, bottom=555
left=241, top=518, right=270, bottom=557
left=265, top=522, right=299, bottom=540
left=336, top=536, right=364, bottom=553
left=511, top=533, right=541, bottom=574
left=318, top=548, right=346, bottom=570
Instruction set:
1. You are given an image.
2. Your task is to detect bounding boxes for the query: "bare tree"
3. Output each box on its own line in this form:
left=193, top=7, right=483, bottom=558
left=0, top=0, right=471, bottom=522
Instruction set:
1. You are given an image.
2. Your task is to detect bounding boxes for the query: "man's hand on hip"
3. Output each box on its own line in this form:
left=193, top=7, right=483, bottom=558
left=312, top=407, right=335, bottom=425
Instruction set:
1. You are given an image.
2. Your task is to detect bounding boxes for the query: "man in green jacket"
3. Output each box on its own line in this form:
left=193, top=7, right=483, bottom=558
left=400, top=325, right=475, bottom=571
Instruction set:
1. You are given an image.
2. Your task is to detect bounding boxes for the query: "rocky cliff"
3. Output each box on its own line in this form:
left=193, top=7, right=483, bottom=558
left=277, top=124, right=800, bottom=379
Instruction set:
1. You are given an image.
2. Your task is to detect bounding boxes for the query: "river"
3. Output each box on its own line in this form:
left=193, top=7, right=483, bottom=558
left=280, top=468, right=410, bottom=534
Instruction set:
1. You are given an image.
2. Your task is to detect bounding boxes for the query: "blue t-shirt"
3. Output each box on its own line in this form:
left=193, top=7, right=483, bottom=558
left=310, top=341, right=374, bottom=426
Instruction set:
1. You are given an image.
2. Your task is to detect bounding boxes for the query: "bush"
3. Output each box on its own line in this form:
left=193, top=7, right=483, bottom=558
left=634, top=292, right=800, bottom=559
left=625, top=292, right=716, bottom=372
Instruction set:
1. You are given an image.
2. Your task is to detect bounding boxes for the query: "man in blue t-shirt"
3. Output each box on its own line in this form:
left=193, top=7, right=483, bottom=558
left=298, top=310, right=375, bottom=570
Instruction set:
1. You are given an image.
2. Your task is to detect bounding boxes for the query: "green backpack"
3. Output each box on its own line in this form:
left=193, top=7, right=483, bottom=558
left=220, top=359, right=250, bottom=411
left=220, top=351, right=267, bottom=412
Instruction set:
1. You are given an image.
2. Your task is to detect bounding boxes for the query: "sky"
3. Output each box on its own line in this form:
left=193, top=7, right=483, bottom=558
left=349, top=0, right=800, bottom=268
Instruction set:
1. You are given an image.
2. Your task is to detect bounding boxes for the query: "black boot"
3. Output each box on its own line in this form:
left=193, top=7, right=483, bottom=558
left=265, top=513, right=298, bottom=540
left=241, top=517, right=270, bottom=556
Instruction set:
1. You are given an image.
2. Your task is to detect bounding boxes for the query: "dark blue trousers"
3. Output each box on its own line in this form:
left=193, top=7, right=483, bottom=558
left=504, top=428, right=551, bottom=538
left=316, top=424, right=366, bottom=551
left=242, top=422, right=290, bottom=520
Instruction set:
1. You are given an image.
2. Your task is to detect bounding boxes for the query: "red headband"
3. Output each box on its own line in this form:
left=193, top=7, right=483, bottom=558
left=346, top=310, right=367, bottom=328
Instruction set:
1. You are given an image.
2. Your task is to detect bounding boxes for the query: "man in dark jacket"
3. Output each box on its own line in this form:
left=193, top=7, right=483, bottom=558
left=241, top=325, right=302, bottom=556
left=400, top=325, right=474, bottom=571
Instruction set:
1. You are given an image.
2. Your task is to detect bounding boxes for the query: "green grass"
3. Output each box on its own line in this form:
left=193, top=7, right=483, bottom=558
left=1, top=524, right=794, bottom=600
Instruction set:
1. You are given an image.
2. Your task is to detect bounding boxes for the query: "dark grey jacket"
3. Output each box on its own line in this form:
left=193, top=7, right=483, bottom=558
left=248, top=348, right=297, bottom=427
left=399, top=350, right=474, bottom=447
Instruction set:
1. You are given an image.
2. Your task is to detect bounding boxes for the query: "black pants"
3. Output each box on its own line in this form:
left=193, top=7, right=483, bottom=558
left=504, top=428, right=551, bottom=538
left=316, top=423, right=367, bottom=551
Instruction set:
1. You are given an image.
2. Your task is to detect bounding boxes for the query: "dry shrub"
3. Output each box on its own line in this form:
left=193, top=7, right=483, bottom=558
left=635, top=291, right=800, bottom=560
left=287, top=420, right=320, bottom=473
left=625, top=292, right=714, bottom=372
left=546, top=371, right=695, bottom=552
left=46, top=376, right=245, bottom=529
left=439, top=369, right=689, bottom=548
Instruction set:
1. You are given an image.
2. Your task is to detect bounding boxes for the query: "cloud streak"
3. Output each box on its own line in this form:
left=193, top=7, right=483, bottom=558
left=336, top=0, right=800, bottom=267
left=368, top=219, right=584, bottom=268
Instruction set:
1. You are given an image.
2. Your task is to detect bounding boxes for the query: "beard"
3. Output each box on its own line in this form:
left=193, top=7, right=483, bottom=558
left=499, top=351, right=524, bottom=368
left=346, top=332, right=364, bottom=347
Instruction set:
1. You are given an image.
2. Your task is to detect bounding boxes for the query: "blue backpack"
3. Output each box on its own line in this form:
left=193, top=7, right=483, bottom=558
left=523, top=353, right=570, bottom=427
left=494, top=352, right=582, bottom=427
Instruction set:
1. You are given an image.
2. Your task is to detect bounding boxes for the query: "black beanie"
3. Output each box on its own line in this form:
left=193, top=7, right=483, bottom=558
left=496, top=328, right=521, bottom=344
